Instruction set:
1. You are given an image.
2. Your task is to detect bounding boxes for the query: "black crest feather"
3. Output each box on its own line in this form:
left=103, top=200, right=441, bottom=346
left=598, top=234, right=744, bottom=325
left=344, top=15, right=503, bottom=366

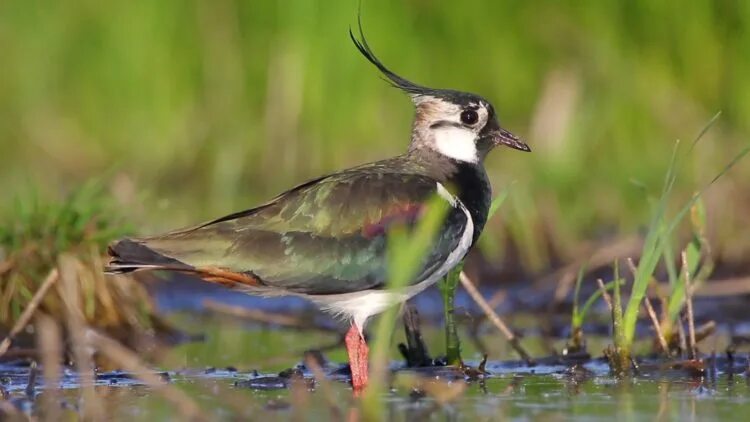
left=349, top=13, right=436, bottom=97
left=349, top=10, right=486, bottom=108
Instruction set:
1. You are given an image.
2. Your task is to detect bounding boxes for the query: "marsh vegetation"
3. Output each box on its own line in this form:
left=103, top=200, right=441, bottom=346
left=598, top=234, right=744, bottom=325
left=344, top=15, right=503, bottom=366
left=2, top=1, right=750, bottom=420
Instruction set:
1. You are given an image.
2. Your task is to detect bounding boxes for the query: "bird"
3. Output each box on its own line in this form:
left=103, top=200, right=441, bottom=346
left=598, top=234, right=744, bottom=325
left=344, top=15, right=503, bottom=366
left=106, top=22, right=530, bottom=392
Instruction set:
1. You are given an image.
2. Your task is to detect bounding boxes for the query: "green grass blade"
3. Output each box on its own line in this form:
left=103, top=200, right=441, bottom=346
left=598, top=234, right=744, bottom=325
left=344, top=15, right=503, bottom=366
left=570, top=264, right=587, bottom=329
left=622, top=141, right=681, bottom=345
left=364, top=194, right=449, bottom=416
left=689, top=111, right=721, bottom=151
left=623, top=144, right=749, bottom=345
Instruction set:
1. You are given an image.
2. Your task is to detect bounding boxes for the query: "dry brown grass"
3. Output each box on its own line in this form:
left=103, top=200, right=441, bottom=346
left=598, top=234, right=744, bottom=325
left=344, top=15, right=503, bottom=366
left=0, top=249, right=172, bottom=365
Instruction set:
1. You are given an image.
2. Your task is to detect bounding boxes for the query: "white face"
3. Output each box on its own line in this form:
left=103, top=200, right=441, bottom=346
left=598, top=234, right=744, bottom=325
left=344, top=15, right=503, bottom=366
left=413, top=96, right=490, bottom=163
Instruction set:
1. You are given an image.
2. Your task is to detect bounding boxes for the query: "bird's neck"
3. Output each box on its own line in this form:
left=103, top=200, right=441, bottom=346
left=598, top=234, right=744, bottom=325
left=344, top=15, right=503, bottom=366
left=406, top=149, right=492, bottom=243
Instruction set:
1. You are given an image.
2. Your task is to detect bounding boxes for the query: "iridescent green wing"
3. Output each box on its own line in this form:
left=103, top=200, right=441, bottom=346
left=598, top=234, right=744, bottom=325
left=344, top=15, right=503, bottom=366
left=123, top=165, right=469, bottom=294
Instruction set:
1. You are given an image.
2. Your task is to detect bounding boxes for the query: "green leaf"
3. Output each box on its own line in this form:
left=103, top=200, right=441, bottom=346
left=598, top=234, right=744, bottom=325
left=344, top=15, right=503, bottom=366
left=366, top=194, right=451, bottom=409
left=622, top=118, right=749, bottom=347
left=570, top=263, right=587, bottom=329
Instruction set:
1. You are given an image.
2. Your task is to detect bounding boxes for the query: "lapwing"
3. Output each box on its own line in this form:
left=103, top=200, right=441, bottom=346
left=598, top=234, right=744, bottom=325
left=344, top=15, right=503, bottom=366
left=106, top=23, right=530, bottom=392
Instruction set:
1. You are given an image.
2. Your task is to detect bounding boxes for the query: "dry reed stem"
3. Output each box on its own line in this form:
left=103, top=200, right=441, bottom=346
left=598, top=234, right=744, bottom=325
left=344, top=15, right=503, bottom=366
left=677, top=316, right=688, bottom=359
left=36, top=313, right=62, bottom=422
left=625, top=258, right=669, bottom=355
left=643, top=297, right=670, bottom=356
left=625, top=258, right=637, bottom=278
left=595, top=278, right=613, bottom=311
left=681, top=251, right=697, bottom=359
left=58, top=255, right=103, bottom=421
left=86, top=329, right=208, bottom=421
left=0, top=269, right=59, bottom=357
left=459, top=271, right=533, bottom=364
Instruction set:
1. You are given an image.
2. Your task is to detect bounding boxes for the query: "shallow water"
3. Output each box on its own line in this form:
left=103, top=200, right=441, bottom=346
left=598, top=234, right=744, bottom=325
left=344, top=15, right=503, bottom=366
left=3, top=355, right=750, bottom=421
left=3, top=314, right=750, bottom=421
left=3, top=277, right=750, bottom=420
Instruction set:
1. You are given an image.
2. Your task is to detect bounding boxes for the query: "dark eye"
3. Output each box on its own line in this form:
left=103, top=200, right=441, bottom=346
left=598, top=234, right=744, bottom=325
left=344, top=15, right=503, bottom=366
left=460, top=109, right=478, bottom=125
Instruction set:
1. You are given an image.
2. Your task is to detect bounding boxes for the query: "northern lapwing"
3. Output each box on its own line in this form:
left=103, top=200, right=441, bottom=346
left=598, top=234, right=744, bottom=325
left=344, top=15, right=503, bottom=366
left=106, top=23, right=530, bottom=392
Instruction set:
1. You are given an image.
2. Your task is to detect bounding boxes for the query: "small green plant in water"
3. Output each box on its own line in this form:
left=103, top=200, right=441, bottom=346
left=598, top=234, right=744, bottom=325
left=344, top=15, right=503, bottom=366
left=439, top=263, right=463, bottom=365
left=608, top=261, right=630, bottom=376
left=568, top=265, right=588, bottom=353
left=608, top=114, right=749, bottom=374
left=659, top=197, right=713, bottom=350
left=438, top=187, right=512, bottom=366
left=568, top=265, right=624, bottom=354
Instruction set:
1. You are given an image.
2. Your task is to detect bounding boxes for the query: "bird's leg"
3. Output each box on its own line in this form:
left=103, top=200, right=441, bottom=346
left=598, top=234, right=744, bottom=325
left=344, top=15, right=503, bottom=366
left=439, top=263, right=464, bottom=365
left=345, top=324, right=369, bottom=392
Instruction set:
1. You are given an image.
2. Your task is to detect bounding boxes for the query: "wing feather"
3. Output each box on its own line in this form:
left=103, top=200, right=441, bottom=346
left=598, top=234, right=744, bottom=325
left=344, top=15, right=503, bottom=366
left=108, top=161, right=469, bottom=295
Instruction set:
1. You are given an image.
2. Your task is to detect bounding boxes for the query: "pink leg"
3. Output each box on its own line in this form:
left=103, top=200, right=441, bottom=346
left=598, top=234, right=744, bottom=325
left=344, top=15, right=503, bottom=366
left=344, top=324, right=369, bottom=392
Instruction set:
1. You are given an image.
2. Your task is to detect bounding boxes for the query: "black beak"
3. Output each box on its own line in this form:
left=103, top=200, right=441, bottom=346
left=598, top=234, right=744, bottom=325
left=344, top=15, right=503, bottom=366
left=489, top=127, right=531, bottom=152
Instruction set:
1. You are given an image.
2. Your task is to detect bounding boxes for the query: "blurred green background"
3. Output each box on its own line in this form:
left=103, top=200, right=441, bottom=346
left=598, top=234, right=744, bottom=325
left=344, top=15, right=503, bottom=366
left=1, top=0, right=749, bottom=274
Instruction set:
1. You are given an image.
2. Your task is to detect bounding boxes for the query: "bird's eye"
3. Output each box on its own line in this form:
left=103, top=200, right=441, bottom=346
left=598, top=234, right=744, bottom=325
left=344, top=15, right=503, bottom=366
left=460, top=109, right=479, bottom=125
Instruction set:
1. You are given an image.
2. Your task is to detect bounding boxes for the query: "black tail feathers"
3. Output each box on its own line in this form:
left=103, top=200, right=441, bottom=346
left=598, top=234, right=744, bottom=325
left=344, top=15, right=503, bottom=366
left=106, top=238, right=191, bottom=274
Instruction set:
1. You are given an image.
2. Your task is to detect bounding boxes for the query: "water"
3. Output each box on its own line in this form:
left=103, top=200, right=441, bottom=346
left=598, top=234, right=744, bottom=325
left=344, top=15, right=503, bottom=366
left=3, top=357, right=750, bottom=420
left=2, top=318, right=750, bottom=421
left=3, top=278, right=750, bottom=420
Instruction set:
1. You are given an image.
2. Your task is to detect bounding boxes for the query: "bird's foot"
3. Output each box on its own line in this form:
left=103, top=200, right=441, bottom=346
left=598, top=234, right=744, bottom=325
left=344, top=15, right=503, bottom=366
left=345, top=325, right=369, bottom=393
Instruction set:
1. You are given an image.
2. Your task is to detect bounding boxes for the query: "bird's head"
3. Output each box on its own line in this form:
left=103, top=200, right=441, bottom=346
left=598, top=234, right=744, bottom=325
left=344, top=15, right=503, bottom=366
left=350, top=23, right=530, bottom=164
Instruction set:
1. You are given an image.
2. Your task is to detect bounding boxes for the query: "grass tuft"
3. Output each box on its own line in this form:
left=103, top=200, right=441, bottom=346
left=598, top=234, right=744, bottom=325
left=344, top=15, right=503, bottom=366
left=606, top=116, right=749, bottom=373
left=0, top=180, right=168, bottom=361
